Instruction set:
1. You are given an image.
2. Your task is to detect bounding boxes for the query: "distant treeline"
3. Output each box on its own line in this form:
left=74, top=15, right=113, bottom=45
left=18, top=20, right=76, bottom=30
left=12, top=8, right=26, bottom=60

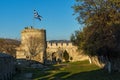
left=0, top=38, right=20, bottom=57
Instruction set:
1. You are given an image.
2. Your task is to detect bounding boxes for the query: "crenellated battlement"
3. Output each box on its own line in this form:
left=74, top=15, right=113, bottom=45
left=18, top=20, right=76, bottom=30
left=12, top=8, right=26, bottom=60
left=47, top=41, right=73, bottom=48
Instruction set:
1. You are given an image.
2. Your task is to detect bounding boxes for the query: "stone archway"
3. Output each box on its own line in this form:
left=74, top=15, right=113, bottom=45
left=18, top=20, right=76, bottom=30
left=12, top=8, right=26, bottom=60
left=52, top=52, right=57, bottom=64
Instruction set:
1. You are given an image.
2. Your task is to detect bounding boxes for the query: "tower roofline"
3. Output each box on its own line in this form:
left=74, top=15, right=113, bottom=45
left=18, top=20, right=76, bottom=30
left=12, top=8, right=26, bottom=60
left=21, top=26, right=46, bottom=33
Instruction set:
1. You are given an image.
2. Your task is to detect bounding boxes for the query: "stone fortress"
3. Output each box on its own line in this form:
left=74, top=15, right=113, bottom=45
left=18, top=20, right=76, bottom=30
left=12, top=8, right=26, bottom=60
left=16, top=27, right=88, bottom=63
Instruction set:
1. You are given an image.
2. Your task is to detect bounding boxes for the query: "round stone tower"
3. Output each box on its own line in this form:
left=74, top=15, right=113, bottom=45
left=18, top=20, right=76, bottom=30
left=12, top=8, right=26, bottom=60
left=16, top=26, right=46, bottom=63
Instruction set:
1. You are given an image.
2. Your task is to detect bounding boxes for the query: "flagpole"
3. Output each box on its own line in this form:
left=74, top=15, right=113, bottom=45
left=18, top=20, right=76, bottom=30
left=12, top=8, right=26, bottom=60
left=32, top=17, right=35, bottom=27
left=33, top=10, right=35, bottom=27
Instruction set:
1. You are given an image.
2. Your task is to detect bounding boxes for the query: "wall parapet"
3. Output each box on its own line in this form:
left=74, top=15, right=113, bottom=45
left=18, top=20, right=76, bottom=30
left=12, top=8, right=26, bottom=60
left=22, top=26, right=45, bottom=33
left=47, top=41, right=74, bottom=48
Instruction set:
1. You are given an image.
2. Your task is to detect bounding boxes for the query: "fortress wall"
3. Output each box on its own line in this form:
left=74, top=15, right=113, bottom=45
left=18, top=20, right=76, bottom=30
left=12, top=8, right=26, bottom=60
left=16, top=27, right=47, bottom=63
left=46, top=42, right=88, bottom=62
left=21, top=28, right=46, bottom=47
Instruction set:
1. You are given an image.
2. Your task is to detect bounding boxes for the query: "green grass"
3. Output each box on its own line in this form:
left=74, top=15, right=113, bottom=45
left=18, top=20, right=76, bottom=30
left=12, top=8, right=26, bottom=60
left=13, top=60, right=120, bottom=80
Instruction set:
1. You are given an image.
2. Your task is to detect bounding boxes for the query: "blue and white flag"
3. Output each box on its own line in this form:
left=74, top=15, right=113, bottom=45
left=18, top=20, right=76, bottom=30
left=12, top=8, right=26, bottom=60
left=34, top=10, right=42, bottom=21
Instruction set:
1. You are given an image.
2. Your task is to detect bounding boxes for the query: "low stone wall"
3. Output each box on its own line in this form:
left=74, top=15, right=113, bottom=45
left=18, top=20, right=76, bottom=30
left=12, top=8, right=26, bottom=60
left=90, top=56, right=120, bottom=72
left=0, top=53, right=15, bottom=80
left=90, top=56, right=105, bottom=68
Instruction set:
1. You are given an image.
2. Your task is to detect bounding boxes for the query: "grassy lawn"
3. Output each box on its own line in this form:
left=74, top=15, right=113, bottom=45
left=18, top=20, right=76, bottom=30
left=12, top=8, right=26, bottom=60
left=13, top=60, right=120, bottom=80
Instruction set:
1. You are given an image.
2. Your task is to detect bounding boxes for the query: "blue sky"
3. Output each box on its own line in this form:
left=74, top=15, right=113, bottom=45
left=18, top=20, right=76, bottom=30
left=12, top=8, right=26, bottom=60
left=0, top=0, right=81, bottom=40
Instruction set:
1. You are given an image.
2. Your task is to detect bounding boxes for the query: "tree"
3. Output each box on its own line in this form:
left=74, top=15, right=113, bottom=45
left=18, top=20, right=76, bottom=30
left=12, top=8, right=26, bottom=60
left=73, top=0, right=120, bottom=26
left=25, top=36, right=44, bottom=60
left=70, top=30, right=84, bottom=50
left=63, top=50, right=69, bottom=62
left=72, top=0, right=120, bottom=72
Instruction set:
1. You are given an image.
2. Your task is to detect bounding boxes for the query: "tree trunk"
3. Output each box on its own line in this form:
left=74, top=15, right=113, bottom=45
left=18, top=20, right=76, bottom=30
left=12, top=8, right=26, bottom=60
left=108, top=61, right=111, bottom=73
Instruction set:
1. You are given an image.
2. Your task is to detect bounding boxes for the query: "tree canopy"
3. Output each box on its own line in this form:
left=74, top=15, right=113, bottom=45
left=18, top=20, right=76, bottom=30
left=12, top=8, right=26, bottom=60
left=73, top=0, right=120, bottom=26
left=71, top=0, right=120, bottom=72
left=72, top=0, right=120, bottom=58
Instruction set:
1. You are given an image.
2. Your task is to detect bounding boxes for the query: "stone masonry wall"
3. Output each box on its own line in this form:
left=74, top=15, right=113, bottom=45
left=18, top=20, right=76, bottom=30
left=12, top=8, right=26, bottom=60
left=16, top=27, right=46, bottom=63
left=46, top=41, right=88, bottom=63
left=0, top=53, right=15, bottom=80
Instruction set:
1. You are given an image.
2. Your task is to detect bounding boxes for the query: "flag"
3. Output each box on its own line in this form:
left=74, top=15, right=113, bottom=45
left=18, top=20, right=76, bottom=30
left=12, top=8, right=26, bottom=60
left=34, top=10, right=42, bottom=21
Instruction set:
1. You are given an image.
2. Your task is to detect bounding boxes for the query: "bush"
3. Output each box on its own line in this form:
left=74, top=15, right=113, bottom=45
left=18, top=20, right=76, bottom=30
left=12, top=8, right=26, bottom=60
left=63, top=50, right=69, bottom=62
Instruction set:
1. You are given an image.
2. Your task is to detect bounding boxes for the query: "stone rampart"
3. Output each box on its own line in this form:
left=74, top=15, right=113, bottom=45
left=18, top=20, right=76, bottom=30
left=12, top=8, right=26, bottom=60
left=0, top=53, right=15, bottom=80
left=46, top=41, right=88, bottom=63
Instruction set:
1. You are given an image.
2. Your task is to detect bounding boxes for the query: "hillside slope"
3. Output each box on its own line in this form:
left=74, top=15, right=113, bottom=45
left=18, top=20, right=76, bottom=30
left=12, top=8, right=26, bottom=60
left=0, top=38, right=20, bottom=57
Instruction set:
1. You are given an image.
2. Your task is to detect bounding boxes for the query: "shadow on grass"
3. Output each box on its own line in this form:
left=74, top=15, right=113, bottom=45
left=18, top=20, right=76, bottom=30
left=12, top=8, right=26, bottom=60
left=64, top=69, right=120, bottom=80
left=32, top=71, right=51, bottom=80
left=33, top=69, right=120, bottom=80
left=38, top=72, right=70, bottom=80
left=32, top=69, right=120, bottom=80
left=32, top=64, right=70, bottom=80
